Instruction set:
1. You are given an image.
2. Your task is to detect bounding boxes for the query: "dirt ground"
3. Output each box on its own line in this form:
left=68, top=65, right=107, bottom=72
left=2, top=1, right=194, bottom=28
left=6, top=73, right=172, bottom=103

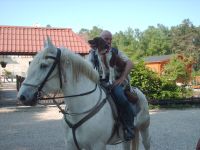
left=0, top=83, right=200, bottom=150
left=0, top=106, right=199, bottom=150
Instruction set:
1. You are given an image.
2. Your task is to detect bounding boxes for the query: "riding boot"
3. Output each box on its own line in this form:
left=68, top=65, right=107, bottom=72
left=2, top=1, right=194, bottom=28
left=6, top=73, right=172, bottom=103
left=121, top=108, right=135, bottom=141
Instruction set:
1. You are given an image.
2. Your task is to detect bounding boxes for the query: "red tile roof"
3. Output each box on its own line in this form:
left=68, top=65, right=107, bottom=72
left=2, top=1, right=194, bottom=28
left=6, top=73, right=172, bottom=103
left=0, top=25, right=90, bottom=55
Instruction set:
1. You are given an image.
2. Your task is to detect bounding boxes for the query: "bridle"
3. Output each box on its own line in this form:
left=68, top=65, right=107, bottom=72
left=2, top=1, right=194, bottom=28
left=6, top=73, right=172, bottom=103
left=23, top=48, right=98, bottom=103
left=23, top=48, right=63, bottom=97
left=22, top=48, right=108, bottom=150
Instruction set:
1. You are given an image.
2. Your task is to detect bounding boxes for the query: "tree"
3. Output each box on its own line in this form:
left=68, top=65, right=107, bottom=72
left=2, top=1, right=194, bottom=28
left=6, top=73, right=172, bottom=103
left=162, top=55, right=191, bottom=85
left=139, top=25, right=171, bottom=56
left=112, top=27, right=141, bottom=61
left=88, top=26, right=103, bottom=39
left=170, top=19, right=200, bottom=70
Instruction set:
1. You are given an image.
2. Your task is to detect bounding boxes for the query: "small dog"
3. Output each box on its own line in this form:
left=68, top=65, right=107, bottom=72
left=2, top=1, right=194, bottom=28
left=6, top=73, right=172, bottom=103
left=88, top=37, right=126, bottom=84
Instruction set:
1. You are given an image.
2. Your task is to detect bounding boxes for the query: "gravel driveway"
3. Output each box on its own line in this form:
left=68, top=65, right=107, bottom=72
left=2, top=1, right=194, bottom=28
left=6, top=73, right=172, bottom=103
left=0, top=106, right=199, bottom=150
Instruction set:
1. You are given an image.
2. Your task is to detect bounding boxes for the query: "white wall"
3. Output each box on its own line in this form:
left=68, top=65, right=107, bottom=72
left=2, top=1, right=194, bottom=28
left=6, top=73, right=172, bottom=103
left=0, top=55, right=33, bottom=77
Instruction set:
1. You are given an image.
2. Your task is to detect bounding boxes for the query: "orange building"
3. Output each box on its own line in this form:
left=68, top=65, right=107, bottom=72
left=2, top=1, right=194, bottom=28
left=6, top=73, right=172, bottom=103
left=144, top=54, right=193, bottom=81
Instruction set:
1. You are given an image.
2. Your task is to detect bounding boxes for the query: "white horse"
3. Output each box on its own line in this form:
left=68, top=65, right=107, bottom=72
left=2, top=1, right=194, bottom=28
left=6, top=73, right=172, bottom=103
left=17, top=37, right=150, bottom=150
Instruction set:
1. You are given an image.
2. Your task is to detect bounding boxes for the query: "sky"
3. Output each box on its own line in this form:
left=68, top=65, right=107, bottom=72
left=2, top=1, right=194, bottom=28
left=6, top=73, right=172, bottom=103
left=0, top=0, right=200, bottom=34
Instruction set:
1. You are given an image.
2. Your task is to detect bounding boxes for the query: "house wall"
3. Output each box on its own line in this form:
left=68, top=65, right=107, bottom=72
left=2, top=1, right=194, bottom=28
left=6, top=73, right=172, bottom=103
left=145, top=63, right=162, bottom=74
left=0, top=55, right=33, bottom=78
left=1, top=54, right=89, bottom=79
left=145, top=61, right=169, bottom=75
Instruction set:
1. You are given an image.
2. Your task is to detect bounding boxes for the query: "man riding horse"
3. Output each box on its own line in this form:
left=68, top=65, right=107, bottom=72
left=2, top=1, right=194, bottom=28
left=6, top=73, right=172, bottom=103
left=88, top=30, right=138, bottom=141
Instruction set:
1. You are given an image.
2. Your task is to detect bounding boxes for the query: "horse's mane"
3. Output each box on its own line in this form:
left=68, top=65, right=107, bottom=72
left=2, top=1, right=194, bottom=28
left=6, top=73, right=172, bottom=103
left=61, top=48, right=99, bottom=83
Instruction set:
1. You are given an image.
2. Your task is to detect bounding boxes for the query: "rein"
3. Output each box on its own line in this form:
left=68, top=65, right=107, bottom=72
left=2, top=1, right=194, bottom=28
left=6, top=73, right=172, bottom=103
left=40, top=84, right=99, bottom=115
left=42, top=84, right=98, bottom=100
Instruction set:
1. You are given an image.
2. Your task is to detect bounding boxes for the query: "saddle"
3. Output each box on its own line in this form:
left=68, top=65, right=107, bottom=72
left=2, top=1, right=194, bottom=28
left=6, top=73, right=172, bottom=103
left=125, top=87, right=138, bottom=104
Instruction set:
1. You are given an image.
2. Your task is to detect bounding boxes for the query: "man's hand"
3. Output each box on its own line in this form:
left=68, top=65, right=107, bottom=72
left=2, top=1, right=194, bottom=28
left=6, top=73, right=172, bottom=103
left=112, top=60, right=133, bottom=87
left=112, top=75, right=126, bottom=87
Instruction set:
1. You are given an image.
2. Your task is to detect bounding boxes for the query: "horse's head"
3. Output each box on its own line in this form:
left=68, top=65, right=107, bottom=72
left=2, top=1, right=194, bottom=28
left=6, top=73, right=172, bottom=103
left=17, top=37, right=63, bottom=106
left=88, top=37, right=109, bottom=55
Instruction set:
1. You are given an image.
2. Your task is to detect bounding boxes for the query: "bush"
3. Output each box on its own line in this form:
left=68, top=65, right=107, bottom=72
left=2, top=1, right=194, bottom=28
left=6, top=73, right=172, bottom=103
left=130, top=61, right=193, bottom=100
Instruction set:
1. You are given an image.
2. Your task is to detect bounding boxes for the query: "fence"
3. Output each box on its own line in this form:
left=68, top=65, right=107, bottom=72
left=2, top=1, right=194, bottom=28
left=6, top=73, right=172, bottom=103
left=16, top=75, right=25, bottom=91
left=16, top=75, right=64, bottom=105
left=148, top=97, right=200, bottom=105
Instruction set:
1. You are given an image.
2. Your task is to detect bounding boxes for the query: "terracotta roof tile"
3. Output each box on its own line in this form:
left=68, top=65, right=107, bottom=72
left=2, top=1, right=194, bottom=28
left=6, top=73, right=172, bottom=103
left=0, top=25, right=90, bottom=55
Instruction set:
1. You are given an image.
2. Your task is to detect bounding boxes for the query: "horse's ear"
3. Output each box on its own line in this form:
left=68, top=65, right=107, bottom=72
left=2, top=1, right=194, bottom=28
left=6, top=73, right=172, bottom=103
left=88, top=39, right=94, bottom=45
left=46, top=36, right=55, bottom=48
left=43, top=36, right=55, bottom=58
left=88, top=38, right=97, bottom=49
left=44, top=37, right=48, bottom=48
left=43, top=36, right=56, bottom=56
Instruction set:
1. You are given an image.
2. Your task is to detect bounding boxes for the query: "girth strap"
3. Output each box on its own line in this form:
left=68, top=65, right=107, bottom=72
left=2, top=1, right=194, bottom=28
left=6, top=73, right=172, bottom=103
left=64, top=96, right=107, bottom=150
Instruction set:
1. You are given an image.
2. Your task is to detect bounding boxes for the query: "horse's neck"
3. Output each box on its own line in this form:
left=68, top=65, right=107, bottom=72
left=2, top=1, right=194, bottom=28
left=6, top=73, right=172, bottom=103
left=62, top=75, right=101, bottom=116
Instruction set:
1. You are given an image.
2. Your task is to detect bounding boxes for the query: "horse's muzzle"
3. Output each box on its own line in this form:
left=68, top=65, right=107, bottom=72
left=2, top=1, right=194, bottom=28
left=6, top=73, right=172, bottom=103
left=18, top=92, right=38, bottom=106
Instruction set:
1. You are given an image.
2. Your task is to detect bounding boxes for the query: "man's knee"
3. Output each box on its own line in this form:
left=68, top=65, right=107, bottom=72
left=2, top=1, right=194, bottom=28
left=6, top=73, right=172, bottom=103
left=112, top=86, right=123, bottom=96
left=112, top=87, right=130, bottom=106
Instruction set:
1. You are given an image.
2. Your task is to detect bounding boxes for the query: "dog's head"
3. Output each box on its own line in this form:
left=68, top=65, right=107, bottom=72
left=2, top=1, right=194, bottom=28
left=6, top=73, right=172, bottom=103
left=88, top=37, right=109, bottom=55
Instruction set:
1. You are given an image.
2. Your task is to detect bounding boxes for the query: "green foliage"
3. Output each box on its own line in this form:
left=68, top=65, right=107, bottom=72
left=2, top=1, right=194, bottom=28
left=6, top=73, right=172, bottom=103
left=3, top=69, right=12, bottom=77
left=192, top=70, right=200, bottom=76
left=112, top=28, right=142, bottom=61
left=78, top=26, right=103, bottom=41
left=170, top=19, right=200, bottom=70
left=162, top=56, right=191, bottom=85
left=4, top=69, right=12, bottom=76
left=130, top=61, right=162, bottom=99
left=88, top=26, right=103, bottom=39
left=130, top=61, right=193, bottom=99
left=139, top=25, right=171, bottom=56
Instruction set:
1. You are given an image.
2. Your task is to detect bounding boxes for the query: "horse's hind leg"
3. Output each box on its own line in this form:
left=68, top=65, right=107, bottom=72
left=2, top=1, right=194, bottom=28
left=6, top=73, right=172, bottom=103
left=89, top=143, right=106, bottom=150
left=131, top=129, right=139, bottom=150
left=140, top=125, right=150, bottom=150
left=122, top=141, right=131, bottom=150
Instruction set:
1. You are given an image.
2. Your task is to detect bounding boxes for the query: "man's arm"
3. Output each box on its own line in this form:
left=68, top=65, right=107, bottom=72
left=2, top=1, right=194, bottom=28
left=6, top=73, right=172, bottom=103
left=113, top=60, right=133, bottom=86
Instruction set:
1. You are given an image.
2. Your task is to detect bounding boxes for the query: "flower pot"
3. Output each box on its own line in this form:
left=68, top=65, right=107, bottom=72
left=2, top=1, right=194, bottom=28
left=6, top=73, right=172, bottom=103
left=0, top=61, right=7, bottom=68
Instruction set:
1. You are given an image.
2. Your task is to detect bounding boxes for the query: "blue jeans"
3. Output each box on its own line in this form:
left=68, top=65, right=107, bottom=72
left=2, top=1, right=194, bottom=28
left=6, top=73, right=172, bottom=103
left=111, top=85, right=134, bottom=130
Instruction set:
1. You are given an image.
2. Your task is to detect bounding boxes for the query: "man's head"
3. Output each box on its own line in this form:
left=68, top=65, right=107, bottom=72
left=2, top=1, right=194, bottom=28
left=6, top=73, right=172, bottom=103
left=100, top=30, right=112, bottom=49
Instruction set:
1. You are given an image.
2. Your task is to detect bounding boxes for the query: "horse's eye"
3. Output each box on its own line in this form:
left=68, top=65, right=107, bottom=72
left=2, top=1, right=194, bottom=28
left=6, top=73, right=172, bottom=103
left=40, top=63, right=48, bottom=69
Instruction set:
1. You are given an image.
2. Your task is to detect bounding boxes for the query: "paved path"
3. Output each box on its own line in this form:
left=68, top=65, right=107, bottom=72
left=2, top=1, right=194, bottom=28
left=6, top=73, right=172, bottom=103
left=0, top=106, right=199, bottom=150
left=0, top=83, right=200, bottom=149
left=0, top=82, right=19, bottom=107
